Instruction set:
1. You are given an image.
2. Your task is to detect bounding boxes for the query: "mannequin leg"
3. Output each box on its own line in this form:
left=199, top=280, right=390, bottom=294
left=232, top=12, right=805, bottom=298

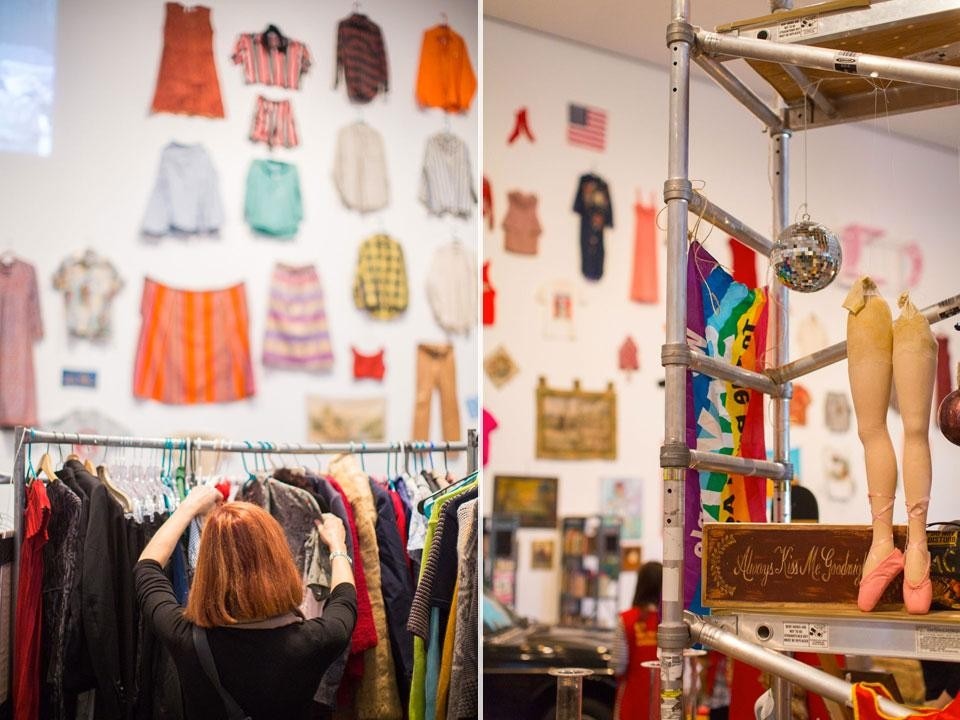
left=846, top=290, right=897, bottom=579
left=892, top=293, right=938, bottom=613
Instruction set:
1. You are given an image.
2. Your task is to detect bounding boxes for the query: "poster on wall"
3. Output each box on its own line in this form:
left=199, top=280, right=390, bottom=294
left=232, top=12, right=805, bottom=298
left=600, top=477, right=643, bottom=540
left=493, top=475, right=558, bottom=528
left=531, top=539, right=555, bottom=569
left=536, top=377, right=617, bottom=460
left=307, top=397, right=386, bottom=442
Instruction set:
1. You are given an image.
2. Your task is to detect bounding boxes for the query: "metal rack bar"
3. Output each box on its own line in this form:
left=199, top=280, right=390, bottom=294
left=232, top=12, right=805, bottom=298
left=692, top=54, right=784, bottom=131
left=710, top=608, right=960, bottom=663
left=688, top=192, right=774, bottom=256
left=661, top=3, right=694, bottom=717
left=689, top=450, right=791, bottom=481
left=687, top=348, right=783, bottom=396
left=23, top=429, right=473, bottom=456
left=687, top=612, right=913, bottom=718
left=697, top=29, right=960, bottom=90
left=781, top=65, right=838, bottom=118
left=769, top=291, right=960, bottom=383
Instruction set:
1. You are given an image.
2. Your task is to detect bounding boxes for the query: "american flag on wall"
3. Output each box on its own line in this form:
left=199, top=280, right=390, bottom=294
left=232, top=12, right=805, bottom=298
left=567, top=103, right=607, bottom=151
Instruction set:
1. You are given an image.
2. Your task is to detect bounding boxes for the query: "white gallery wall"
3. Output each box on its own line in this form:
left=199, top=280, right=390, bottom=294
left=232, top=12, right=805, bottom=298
left=0, top=0, right=479, bottom=524
left=483, top=18, right=960, bottom=624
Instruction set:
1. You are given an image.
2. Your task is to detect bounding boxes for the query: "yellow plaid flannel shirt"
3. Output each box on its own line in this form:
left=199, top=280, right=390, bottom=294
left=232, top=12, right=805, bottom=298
left=353, top=233, right=409, bottom=319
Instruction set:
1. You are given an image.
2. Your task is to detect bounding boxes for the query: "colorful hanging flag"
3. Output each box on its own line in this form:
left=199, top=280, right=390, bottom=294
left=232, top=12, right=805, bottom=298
left=683, top=241, right=768, bottom=614
left=567, top=103, right=607, bottom=151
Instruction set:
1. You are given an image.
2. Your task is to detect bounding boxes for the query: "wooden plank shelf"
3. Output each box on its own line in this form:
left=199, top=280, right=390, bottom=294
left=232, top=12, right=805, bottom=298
left=712, top=0, right=960, bottom=129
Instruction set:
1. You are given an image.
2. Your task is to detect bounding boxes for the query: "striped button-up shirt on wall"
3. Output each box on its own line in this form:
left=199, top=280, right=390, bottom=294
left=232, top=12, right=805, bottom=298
left=353, top=234, right=409, bottom=320
left=419, top=132, right=476, bottom=218
left=335, top=13, right=389, bottom=103
left=232, top=28, right=312, bottom=90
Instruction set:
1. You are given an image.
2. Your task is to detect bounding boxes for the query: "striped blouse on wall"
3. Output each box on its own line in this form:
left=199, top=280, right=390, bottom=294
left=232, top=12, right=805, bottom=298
left=419, top=132, right=476, bottom=218
left=335, top=13, right=389, bottom=103
left=232, top=30, right=312, bottom=90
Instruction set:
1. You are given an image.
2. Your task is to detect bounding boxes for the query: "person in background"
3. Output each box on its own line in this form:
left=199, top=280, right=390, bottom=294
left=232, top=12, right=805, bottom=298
left=135, top=486, right=357, bottom=719
left=612, top=561, right=662, bottom=719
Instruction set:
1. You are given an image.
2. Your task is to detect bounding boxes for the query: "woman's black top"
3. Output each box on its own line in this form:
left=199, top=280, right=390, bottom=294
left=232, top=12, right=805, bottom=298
left=134, top=559, right=357, bottom=719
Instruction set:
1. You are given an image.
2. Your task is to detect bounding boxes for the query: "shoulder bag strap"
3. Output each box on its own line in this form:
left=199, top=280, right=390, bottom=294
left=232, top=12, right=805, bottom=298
left=191, top=625, right=251, bottom=720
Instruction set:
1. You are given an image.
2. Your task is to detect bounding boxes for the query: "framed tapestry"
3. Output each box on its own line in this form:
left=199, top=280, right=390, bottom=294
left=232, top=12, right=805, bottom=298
left=536, top=377, right=617, bottom=460
left=493, top=475, right=558, bottom=528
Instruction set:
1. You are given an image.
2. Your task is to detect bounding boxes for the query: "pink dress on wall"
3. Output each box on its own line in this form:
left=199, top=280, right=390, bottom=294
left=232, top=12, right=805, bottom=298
left=0, top=259, right=43, bottom=426
left=630, top=197, right=658, bottom=303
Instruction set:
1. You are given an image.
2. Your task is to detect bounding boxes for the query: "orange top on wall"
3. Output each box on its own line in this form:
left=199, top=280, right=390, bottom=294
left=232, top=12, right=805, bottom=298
left=151, top=2, right=225, bottom=118
left=415, top=25, right=476, bottom=113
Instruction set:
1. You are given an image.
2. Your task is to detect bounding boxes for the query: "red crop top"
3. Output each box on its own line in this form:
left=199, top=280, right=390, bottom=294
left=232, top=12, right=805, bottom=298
left=353, top=348, right=385, bottom=381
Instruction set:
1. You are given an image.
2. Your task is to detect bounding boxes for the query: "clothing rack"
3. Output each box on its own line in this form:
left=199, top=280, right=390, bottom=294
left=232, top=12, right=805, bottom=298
left=9, top=424, right=477, bottom=665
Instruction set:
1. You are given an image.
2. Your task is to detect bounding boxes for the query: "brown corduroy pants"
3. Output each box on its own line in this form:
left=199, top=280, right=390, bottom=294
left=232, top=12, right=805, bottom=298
left=412, top=343, right=461, bottom=441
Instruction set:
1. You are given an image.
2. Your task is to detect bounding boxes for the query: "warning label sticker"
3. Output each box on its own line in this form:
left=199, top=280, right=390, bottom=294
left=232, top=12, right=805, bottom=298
left=782, top=622, right=830, bottom=650
left=777, top=15, right=819, bottom=41
left=917, top=626, right=960, bottom=659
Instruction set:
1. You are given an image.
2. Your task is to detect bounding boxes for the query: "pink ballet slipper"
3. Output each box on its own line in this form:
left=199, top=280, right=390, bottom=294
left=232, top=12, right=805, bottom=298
left=857, top=546, right=904, bottom=612
left=904, top=496, right=932, bottom=615
left=858, top=493, right=903, bottom=612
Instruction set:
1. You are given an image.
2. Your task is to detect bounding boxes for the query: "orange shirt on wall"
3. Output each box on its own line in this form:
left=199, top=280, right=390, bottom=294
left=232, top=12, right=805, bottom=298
left=415, top=25, right=476, bottom=113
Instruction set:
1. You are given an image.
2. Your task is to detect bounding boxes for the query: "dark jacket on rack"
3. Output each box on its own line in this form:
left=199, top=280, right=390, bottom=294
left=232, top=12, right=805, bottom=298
left=310, top=475, right=356, bottom=709
left=40, top=479, right=82, bottom=720
left=369, top=480, right=415, bottom=704
left=82, top=483, right=137, bottom=719
left=58, top=460, right=100, bottom=707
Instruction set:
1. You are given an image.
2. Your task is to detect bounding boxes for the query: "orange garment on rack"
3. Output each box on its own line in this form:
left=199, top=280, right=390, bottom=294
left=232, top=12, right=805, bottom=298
left=150, top=3, right=225, bottom=118
left=852, top=682, right=960, bottom=718
left=415, top=25, right=476, bottom=113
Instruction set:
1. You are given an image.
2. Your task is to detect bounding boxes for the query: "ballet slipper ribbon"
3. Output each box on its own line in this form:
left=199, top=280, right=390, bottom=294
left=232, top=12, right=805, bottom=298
left=842, top=276, right=878, bottom=314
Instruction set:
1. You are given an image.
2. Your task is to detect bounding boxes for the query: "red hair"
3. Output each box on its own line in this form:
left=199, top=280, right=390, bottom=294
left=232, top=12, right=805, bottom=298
left=184, top=502, right=303, bottom=627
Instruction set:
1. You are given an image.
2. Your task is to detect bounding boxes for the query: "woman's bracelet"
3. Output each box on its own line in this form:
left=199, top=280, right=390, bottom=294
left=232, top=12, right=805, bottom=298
left=330, top=551, right=352, bottom=565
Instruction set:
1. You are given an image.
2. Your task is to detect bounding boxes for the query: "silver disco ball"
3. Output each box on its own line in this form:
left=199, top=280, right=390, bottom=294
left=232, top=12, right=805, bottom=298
left=771, top=219, right=842, bottom=292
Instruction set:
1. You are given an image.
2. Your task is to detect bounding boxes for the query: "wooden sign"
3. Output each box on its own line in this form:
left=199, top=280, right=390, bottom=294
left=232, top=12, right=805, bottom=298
left=702, top=523, right=908, bottom=608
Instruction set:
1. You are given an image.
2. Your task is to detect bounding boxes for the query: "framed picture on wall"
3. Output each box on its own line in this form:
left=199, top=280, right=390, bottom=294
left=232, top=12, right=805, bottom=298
left=536, top=377, right=617, bottom=460
left=493, top=475, right=558, bottom=528
left=531, top=539, right=555, bottom=570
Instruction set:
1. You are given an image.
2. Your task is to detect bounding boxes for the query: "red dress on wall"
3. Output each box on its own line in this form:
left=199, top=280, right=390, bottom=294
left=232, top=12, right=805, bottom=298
left=151, top=3, right=225, bottom=118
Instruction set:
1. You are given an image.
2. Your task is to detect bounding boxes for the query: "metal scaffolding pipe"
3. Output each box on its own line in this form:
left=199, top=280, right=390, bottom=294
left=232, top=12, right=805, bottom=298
left=688, top=349, right=783, bottom=396
left=689, top=449, right=791, bottom=481
left=770, top=291, right=960, bottom=383
left=686, top=612, right=913, bottom=718
left=693, top=54, right=784, bottom=131
left=689, top=192, right=774, bottom=256
left=781, top=64, right=838, bottom=117
left=698, top=29, right=960, bottom=91
left=661, top=3, right=693, bottom=718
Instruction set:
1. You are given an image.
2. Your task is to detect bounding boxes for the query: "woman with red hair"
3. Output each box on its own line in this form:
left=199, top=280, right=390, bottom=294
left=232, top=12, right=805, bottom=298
left=135, top=486, right=356, bottom=718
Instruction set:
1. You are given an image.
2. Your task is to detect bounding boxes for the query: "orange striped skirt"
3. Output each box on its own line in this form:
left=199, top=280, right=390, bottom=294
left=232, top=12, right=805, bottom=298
left=133, top=278, right=255, bottom=404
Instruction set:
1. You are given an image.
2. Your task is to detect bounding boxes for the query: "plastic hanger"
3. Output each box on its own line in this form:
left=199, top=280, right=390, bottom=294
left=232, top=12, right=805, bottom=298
left=0, top=250, right=15, bottom=267
left=418, top=470, right=478, bottom=516
left=98, top=464, right=133, bottom=513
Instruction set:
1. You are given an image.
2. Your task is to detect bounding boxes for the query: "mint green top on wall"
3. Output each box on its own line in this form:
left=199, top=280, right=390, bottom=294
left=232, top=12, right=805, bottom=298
left=244, top=159, right=303, bottom=238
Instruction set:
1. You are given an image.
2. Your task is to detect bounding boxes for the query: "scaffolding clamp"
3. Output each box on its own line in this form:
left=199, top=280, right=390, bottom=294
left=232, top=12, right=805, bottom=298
left=658, top=622, right=692, bottom=650
left=661, top=342, right=691, bottom=368
left=665, top=20, right=696, bottom=48
left=662, top=178, right=693, bottom=203
left=660, top=442, right=691, bottom=469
